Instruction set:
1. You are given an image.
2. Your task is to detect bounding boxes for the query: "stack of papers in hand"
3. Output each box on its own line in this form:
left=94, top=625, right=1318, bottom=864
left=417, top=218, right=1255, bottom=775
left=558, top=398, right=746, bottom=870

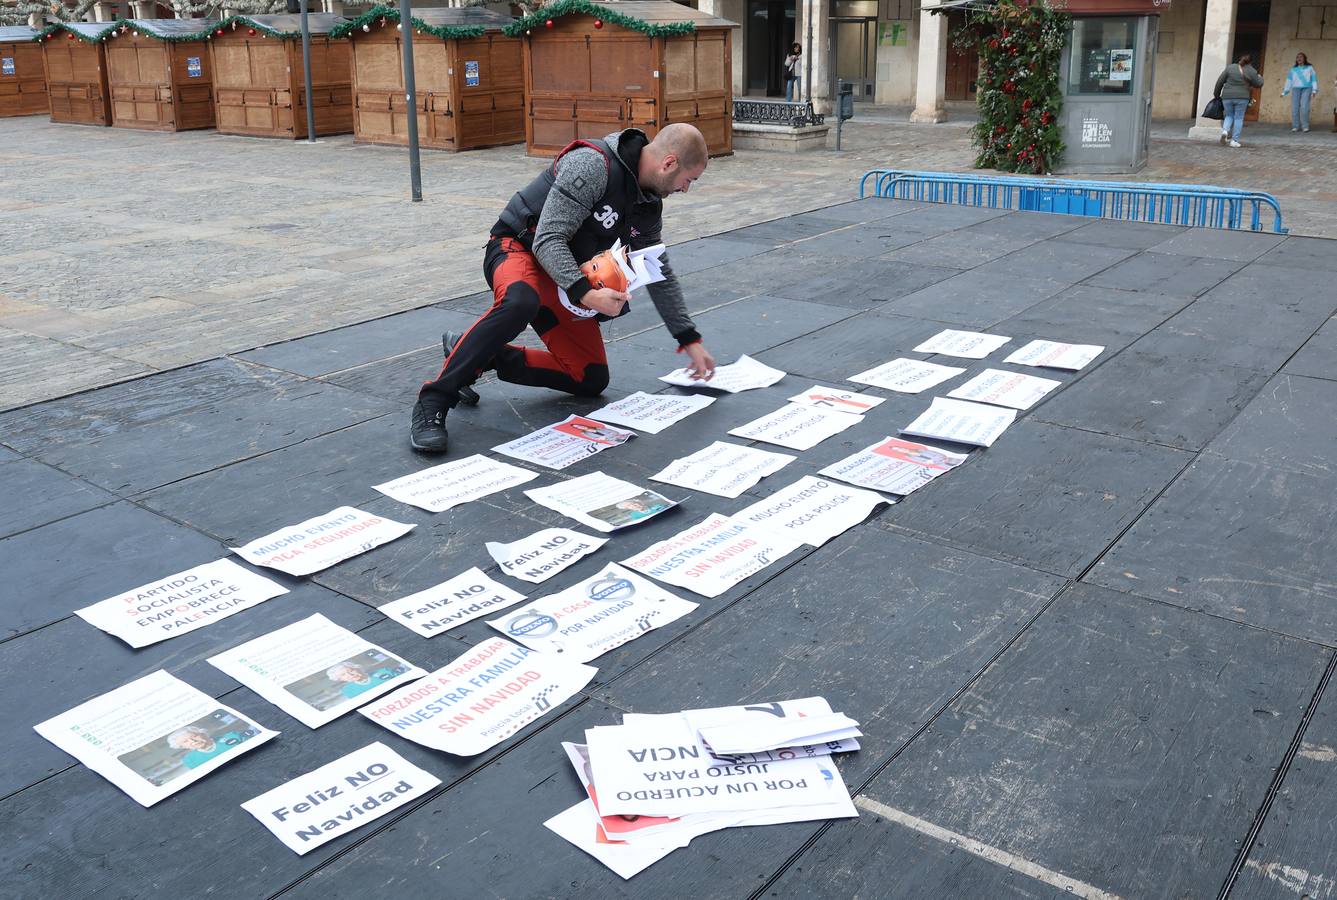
left=544, top=698, right=860, bottom=878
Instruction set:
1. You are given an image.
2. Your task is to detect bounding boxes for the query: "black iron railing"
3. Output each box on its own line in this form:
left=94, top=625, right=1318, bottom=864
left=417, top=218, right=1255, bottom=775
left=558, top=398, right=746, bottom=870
left=732, top=98, right=825, bottom=127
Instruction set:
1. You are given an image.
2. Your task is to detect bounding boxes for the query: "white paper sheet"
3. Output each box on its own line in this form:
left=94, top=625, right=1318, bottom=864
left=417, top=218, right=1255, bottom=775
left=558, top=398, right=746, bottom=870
left=562, top=742, right=695, bottom=846
left=372, top=454, right=537, bottom=512
left=1004, top=339, right=1105, bottom=371
left=847, top=357, right=966, bottom=394
left=913, top=329, right=1012, bottom=359
left=34, top=671, right=278, bottom=807
left=241, top=743, right=441, bottom=854
left=545, top=800, right=681, bottom=879
left=208, top=614, right=426, bottom=728
left=621, top=512, right=804, bottom=599
left=698, top=713, right=861, bottom=756
left=379, top=568, right=527, bottom=637
left=75, top=558, right=287, bottom=649
left=677, top=698, right=862, bottom=762
left=786, top=385, right=886, bottom=414
left=488, top=563, right=697, bottom=663
left=946, top=368, right=1062, bottom=411
left=585, top=718, right=844, bottom=817
left=731, top=476, right=890, bottom=548
left=659, top=354, right=786, bottom=393
left=727, top=403, right=862, bottom=451
left=486, top=528, right=608, bottom=583
left=901, top=397, right=1016, bottom=447
left=492, top=415, right=635, bottom=470
left=358, top=637, right=595, bottom=756
left=819, top=436, right=967, bottom=497
left=525, top=472, right=679, bottom=533
left=587, top=391, right=716, bottom=435
left=231, top=506, right=416, bottom=577
left=651, top=441, right=795, bottom=499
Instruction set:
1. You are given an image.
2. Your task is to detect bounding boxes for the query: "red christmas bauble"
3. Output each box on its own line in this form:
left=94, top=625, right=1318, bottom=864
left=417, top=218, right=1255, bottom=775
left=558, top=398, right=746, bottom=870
left=67, top=33, right=75, bottom=40
left=594, top=19, right=603, bottom=28
left=545, top=18, right=554, bottom=27
left=215, top=29, right=223, bottom=36
left=248, top=27, right=256, bottom=35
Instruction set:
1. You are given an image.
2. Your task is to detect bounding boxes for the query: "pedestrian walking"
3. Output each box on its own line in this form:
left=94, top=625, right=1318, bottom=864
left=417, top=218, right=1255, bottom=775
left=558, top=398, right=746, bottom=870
left=1215, top=53, right=1264, bottom=148
left=784, top=43, right=802, bottom=102
left=1282, top=52, right=1318, bottom=132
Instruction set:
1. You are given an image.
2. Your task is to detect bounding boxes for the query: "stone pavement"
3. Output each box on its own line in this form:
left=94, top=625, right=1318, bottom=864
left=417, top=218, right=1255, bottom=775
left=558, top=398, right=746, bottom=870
left=3, top=111, right=1337, bottom=412
left=3, top=198, right=1336, bottom=899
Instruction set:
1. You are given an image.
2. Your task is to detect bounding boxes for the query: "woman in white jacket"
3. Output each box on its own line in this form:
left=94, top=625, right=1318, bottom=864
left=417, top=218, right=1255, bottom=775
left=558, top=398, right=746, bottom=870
left=1281, top=52, right=1318, bottom=132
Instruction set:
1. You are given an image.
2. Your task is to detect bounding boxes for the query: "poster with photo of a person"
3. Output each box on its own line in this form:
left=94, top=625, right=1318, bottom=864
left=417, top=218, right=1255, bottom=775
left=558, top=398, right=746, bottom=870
left=286, top=650, right=414, bottom=711
left=587, top=491, right=675, bottom=528
left=120, top=709, right=263, bottom=785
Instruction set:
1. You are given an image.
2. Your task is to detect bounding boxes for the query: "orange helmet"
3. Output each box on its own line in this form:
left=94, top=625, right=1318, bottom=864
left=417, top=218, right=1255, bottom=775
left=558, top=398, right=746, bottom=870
left=580, top=247, right=629, bottom=293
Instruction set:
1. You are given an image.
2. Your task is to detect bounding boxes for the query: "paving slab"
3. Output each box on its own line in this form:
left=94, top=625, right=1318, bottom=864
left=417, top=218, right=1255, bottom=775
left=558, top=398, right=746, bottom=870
left=1283, top=316, right=1337, bottom=381
left=1199, top=259, right=1337, bottom=305
left=880, top=420, right=1190, bottom=577
left=1082, top=250, right=1244, bottom=298
left=0, top=502, right=227, bottom=640
left=878, top=269, right=1069, bottom=328
left=880, top=229, right=1045, bottom=270
left=1129, top=295, right=1333, bottom=372
left=799, top=197, right=925, bottom=224
left=1208, top=373, right=1337, bottom=479
left=719, top=214, right=851, bottom=245
left=0, top=458, right=116, bottom=539
left=597, top=527, right=1066, bottom=786
left=763, top=258, right=966, bottom=310
left=236, top=306, right=482, bottom=378
left=1149, top=227, right=1288, bottom=261
left=755, top=313, right=950, bottom=385
left=662, top=236, right=775, bottom=276
left=0, top=581, right=376, bottom=799
left=968, top=242, right=1138, bottom=284
left=1087, top=456, right=1337, bottom=645
left=1252, top=234, right=1337, bottom=272
left=624, top=295, right=856, bottom=357
left=847, top=583, right=1329, bottom=900
left=1033, top=349, right=1272, bottom=451
left=1054, top=219, right=1186, bottom=250
left=998, top=284, right=1192, bottom=351
left=1231, top=681, right=1337, bottom=900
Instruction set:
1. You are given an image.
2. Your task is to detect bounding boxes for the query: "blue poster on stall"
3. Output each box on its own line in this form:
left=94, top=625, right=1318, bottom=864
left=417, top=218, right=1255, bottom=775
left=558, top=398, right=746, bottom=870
left=2, top=57, right=14, bottom=76
left=187, top=56, right=202, bottom=78
left=465, top=60, right=479, bottom=87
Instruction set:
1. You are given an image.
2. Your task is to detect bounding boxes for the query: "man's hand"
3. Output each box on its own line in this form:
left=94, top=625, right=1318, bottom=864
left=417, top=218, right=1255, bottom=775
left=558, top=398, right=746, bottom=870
left=581, top=287, right=630, bottom=317
left=683, top=342, right=716, bottom=380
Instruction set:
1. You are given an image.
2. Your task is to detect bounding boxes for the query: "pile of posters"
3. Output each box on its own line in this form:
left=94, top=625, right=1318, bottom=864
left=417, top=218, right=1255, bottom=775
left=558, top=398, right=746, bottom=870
left=660, top=354, right=786, bottom=393
left=727, top=402, right=861, bottom=451
left=913, top=329, right=1012, bottom=359
left=901, top=397, right=1016, bottom=448
left=787, top=384, right=885, bottom=414
left=946, top=368, right=1061, bottom=411
left=380, top=568, right=528, bottom=637
left=208, top=614, right=425, bottom=728
left=359, top=637, right=595, bottom=756
left=486, top=528, right=608, bottom=584
left=652, top=441, right=794, bottom=499
left=242, top=742, right=441, bottom=855
left=588, top=392, right=715, bottom=435
left=231, top=507, right=416, bottom=577
left=545, top=699, right=859, bottom=878
left=820, top=436, right=968, bottom=497
left=1005, top=339, right=1105, bottom=371
left=34, top=671, right=278, bottom=807
left=493, top=415, right=635, bottom=470
left=488, top=563, right=697, bottom=663
left=373, top=454, right=537, bottom=512
left=847, top=358, right=964, bottom=394
left=526, top=472, right=679, bottom=533
left=75, top=558, right=287, bottom=648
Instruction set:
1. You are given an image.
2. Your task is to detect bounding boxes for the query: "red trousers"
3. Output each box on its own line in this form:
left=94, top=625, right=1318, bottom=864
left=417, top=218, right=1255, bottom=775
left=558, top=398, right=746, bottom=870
left=420, top=237, right=611, bottom=406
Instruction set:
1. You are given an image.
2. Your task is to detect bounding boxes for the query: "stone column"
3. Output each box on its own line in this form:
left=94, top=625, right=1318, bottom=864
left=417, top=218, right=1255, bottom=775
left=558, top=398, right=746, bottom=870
left=910, top=7, right=947, bottom=122
left=1187, top=0, right=1236, bottom=139
left=322, top=0, right=345, bottom=12
left=92, top=2, right=117, bottom=22
left=799, top=0, right=833, bottom=113
left=130, top=0, right=158, bottom=17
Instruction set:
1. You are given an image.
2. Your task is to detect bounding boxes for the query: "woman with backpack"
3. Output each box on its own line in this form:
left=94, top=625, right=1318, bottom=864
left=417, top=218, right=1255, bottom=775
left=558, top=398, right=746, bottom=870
left=1214, top=53, right=1264, bottom=148
left=784, top=43, right=802, bottom=102
left=1281, top=52, right=1318, bottom=132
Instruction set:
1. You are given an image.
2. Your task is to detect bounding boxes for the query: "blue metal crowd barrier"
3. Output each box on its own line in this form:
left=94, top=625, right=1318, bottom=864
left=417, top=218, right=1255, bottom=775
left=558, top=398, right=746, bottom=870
left=858, top=169, right=1288, bottom=234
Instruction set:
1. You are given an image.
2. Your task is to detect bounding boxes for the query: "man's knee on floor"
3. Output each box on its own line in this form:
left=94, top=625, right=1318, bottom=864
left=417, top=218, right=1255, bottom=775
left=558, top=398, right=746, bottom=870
left=573, top=365, right=610, bottom=397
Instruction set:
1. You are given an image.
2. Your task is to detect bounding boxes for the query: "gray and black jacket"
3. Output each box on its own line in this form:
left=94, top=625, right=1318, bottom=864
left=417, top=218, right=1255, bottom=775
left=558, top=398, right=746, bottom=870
left=492, top=129, right=701, bottom=347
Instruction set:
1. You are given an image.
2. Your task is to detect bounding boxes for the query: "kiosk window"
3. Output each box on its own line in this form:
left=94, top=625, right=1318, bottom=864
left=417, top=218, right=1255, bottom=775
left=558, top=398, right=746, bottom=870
left=1067, top=17, right=1137, bottom=95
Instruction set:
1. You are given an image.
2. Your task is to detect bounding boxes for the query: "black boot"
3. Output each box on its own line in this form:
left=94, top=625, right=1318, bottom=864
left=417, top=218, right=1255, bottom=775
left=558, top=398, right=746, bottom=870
left=443, top=331, right=481, bottom=406
left=410, top=394, right=450, bottom=454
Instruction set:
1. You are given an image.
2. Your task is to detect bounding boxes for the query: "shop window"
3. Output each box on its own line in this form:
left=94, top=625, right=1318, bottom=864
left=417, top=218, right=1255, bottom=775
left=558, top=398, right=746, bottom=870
left=1067, top=17, right=1137, bottom=95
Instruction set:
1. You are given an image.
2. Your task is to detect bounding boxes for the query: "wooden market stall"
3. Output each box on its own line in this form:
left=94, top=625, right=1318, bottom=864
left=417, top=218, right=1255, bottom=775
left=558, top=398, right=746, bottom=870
left=335, top=5, right=522, bottom=152
left=508, top=0, right=737, bottom=158
left=209, top=14, right=351, bottom=139
left=0, top=25, right=49, bottom=118
left=106, top=18, right=216, bottom=132
left=42, top=22, right=115, bottom=126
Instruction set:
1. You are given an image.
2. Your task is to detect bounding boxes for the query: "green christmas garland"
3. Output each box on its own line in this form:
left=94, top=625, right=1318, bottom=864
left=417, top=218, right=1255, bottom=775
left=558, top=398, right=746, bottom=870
left=40, top=22, right=118, bottom=43
left=329, top=6, right=487, bottom=40
left=504, top=0, right=696, bottom=38
left=955, top=0, right=1069, bottom=174
left=94, top=14, right=346, bottom=43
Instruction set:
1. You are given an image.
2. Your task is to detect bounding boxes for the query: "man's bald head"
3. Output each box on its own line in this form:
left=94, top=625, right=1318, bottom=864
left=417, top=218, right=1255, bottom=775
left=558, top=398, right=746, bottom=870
left=639, top=124, right=708, bottom=196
